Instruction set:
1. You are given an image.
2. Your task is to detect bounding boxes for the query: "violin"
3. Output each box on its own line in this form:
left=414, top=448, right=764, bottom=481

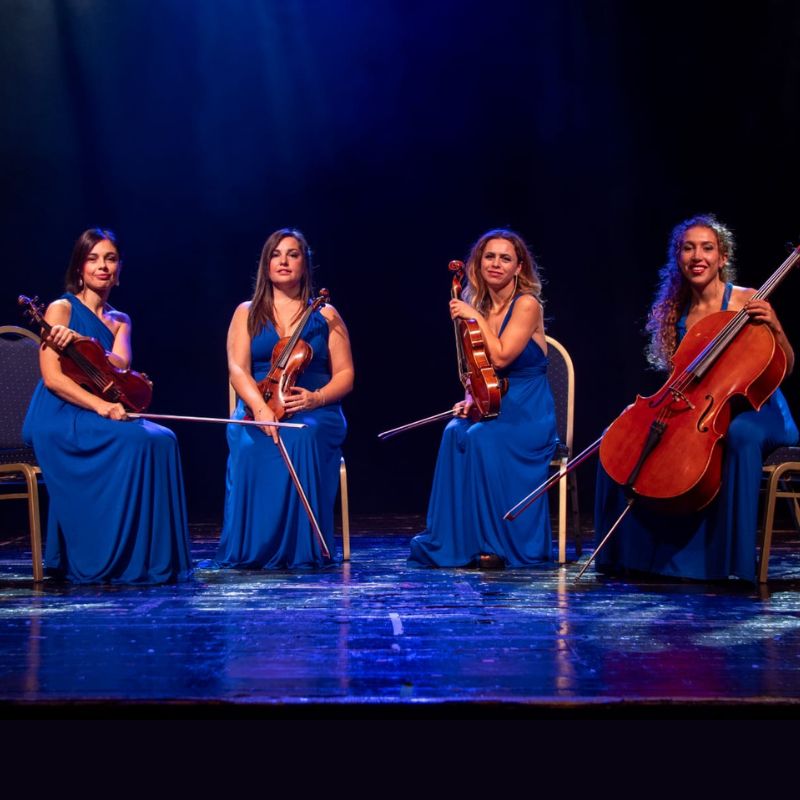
left=246, top=288, right=329, bottom=421
left=449, top=260, right=507, bottom=421
left=377, top=262, right=509, bottom=440
left=599, top=244, right=800, bottom=514
left=18, top=294, right=153, bottom=413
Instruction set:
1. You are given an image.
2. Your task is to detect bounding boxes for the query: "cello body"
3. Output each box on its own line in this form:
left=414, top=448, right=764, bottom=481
left=600, top=310, right=786, bottom=513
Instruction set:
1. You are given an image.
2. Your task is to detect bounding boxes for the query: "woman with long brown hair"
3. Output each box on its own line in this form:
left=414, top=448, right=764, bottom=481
left=215, top=228, right=354, bottom=569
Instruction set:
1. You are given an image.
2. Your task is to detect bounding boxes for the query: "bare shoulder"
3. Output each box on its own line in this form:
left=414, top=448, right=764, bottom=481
left=728, top=285, right=756, bottom=311
left=511, top=293, right=543, bottom=318
left=320, top=303, right=346, bottom=324
left=107, top=308, right=131, bottom=327
left=45, top=298, right=72, bottom=322
left=232, top=301, right=252, bottom=320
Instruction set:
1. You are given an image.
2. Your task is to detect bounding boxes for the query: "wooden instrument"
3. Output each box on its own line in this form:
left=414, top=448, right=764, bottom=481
left=19, top=294, right=153, bottom=412
left=503, top=243, right=800, bottom=579
left=246, top=289, right=329, bottom=420
left=449, top=260, right=506, bottom=420
left=599, top=246, right=799, bottom=513
left=378, top=261, right=507, bottom=440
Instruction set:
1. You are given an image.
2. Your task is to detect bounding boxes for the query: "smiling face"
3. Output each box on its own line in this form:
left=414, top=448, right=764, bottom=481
left=81, top=239, right=120, bottom=293
left=677, top=225, right=728, bottom=289
left=480, top=238, right=521, bottom=291
left=267, top=236, right=305, bottom=288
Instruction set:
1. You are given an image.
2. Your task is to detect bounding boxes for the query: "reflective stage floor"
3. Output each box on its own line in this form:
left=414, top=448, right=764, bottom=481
left=2, top=516, right=800, bottom=718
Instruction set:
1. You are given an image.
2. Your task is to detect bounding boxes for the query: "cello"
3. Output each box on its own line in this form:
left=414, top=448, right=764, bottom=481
left=18, top=294, right=153, bottom=412
left=598, top=245, right=799, bottom=513
left=377, top=260, right=507, bottom=439
left=505, top=242, right=800, bottom=576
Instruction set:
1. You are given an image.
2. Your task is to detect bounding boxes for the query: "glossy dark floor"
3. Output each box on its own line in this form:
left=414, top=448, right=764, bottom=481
left=2, top=515, right=800, bottom=718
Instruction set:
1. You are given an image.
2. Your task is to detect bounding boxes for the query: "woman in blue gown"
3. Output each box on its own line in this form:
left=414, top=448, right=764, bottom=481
left=23, top=228, right=193, bottom=584
left=409, top=229, right=558, bottom=569
left=595, top=214, right=798, bottom=582
left=216, top=228, right=353, bottom=569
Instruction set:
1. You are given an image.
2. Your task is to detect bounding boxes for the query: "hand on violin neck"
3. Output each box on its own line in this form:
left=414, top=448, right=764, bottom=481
left=46, top=324, right=78, bottom=351
left=450, top=298, right=478, bottom=320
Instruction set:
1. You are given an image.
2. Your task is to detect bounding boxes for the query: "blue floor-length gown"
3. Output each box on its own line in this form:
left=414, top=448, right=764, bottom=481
left=216, top=310, right=346, bottom=569
left=409, top=296, right=558, bottom=567
left=594, top=283, right=799, bottom=582
left=22, top=293, right=193, bottom=584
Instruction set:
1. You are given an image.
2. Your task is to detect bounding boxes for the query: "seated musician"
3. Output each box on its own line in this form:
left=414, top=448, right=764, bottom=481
left=215, top=228, right=354, bottom=569
left=594, top=214, right=798, bottom=581
left=409, top=228, right=558, bottom=568
left=23, top=228, right=193, bottom=584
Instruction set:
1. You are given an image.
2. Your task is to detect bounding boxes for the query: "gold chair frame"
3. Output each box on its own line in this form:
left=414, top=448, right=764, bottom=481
left=545, top=335, right=581, bottom=564
left=0, top=326, right=44, bottom=581
left=758, top=448, right=800, bottom=583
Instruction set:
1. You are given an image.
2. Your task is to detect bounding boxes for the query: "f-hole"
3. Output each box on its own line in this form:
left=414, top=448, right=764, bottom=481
left=697, top=395, right=715, bottom=433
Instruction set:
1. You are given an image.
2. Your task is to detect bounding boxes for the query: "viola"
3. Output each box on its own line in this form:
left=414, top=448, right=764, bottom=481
left=449, top=260, right=507, bottom=421
left=18, top=294, right=153, bottom=413
left=246, top=289, right=329, bottom=421
left=599, top=245, right=800, bottom=513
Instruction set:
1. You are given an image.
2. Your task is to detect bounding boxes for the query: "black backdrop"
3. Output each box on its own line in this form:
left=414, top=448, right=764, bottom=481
left=2, top=0, right=798, bottom=522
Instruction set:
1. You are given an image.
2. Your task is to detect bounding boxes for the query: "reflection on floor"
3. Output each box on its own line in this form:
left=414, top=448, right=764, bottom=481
left=1, top=515, right=799, bottom=718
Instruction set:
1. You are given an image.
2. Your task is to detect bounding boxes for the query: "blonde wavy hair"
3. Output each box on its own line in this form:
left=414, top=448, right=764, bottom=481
left=462, top=228, right=542, bottom=315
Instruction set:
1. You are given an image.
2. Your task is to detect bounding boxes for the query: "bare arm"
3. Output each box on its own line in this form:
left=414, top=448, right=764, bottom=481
left=227, top=301, right=274, bottom=418
left=449, top=294, right=544, bottom=369
left=734, top=289, right=795, bottom=374
left=39, top=299, right=127, bottom=419
left=282, top=304, right=355, bottom=414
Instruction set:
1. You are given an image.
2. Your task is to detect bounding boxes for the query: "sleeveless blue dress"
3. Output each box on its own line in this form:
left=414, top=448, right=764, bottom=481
left=22, top=294, right=193, bottom=584
left=409, top=296, right=558, bottom=567
left=594, top=283, right=799, bottom=581
left=216, top=310, right=346, bottom=569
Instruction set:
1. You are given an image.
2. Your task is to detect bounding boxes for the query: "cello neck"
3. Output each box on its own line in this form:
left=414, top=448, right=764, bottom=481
left=685, top=245, right=800, bottom=380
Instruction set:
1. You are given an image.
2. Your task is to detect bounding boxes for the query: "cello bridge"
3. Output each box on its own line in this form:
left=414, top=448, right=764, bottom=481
left=668, top=387, right=695, bottom=410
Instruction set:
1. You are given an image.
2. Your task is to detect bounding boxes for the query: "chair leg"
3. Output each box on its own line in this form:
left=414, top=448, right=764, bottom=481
left=23, top=466, right=43, bottom=582
left=339, top=457, right=350, bottom=561
left=568, top=471, right=582, bottom=556
left=557, top=459, right=567, bottom=564
left=758, top=469, right=781, bottom=584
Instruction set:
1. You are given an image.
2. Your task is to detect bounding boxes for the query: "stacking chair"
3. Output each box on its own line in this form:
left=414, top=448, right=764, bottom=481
left=0, top=326, right=45, bottom=581
left=757, top=446, right=800, bottom=583
left=545, top=335, right=582, bottom=564
left=229, top=383, right=351, bottom=560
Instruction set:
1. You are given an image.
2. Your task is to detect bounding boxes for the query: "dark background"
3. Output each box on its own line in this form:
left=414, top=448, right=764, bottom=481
left=2, top=0, right=798, bottom=524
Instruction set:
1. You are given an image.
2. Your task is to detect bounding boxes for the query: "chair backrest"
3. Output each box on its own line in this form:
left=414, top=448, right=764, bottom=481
left=545, top=335, right=575, bottom=456
left=0, top=326, right=41, bottom=463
